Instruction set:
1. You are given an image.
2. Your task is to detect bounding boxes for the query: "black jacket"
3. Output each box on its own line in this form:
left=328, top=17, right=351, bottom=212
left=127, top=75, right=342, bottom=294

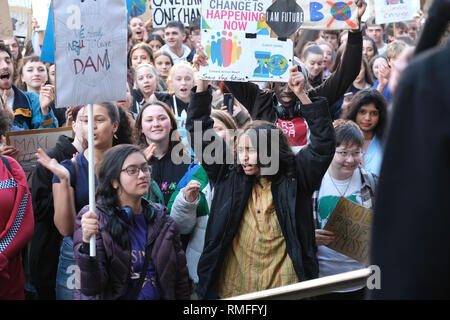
left=224, top=31, right=362, bottom=123
left=369, top=43, right=450, bottom=299
left=29, top=135, right=78, bottom=288
left=186, top=87, right=335, bottom=299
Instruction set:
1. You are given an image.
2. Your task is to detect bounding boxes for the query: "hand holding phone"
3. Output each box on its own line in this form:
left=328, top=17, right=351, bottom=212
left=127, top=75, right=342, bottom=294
left=223, top=93, right=234, bottom=115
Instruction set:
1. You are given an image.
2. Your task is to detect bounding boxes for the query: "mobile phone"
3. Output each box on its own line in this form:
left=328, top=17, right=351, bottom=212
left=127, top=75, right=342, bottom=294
left=344, top=92, right=354, bottom=103
left=223, top=93, right=234, bottom=115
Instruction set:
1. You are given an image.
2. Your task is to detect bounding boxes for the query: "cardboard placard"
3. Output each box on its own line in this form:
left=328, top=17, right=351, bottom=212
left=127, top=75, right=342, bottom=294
left=6, top=127, right=74, bottom=188
left=0, top=0, right=14, bottom=40
left=374, top=0, right=413, bottom=24
left=151, top=0, right=201, bottom=28
left=6, top=127, right=74, bottom=163
left=323, top=197, right=373, bottom=265
left=53, top=0, right=128, bottom=108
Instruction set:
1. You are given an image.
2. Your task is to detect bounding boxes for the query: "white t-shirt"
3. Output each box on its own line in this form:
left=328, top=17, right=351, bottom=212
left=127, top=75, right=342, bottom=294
left=316, top=168, right=366, bottom=292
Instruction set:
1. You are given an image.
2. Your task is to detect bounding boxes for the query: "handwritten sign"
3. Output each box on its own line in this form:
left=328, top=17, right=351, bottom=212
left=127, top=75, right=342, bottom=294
left=323, top=197, right=373, bottom=265
left=374, top=0, right=413, bottom=24
left=297, top=0, right=359, bottom=30
left=6, top=127, right=74, bottom=188
left=53, top=0, right=127, bottom=109
left=151, top=0, right=201, bottom=28
left=6, top=127, right=74, bottom=163
left=0, top=0, right=14, bottom=40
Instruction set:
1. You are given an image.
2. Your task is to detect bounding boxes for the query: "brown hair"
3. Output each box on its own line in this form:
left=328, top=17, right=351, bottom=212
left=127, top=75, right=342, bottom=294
left=15, top=55, right=47, bottom=91
left=134, top=100, right=187, bottom=157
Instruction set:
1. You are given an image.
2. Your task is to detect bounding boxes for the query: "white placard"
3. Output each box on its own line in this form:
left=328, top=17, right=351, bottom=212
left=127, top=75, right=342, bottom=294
left=53, top=0, right=128, bottom=108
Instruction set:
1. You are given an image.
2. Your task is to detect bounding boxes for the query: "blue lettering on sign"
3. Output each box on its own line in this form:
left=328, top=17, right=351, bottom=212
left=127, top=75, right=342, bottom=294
left=310, top=2, right=324, bottom=21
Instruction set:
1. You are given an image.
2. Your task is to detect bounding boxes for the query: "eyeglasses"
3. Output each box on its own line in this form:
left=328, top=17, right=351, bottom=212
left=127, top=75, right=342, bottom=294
left=335, top=151, right=363, bottom=159
left=121, top=165, right=152, bottom=176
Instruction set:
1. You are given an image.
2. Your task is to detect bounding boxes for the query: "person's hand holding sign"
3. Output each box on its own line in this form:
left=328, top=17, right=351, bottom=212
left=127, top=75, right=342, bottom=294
left=351, top=0, right=367, bottom=32
left=81, top=211, right=99, bottom=244
left=192, top=44, right=209, bottom=93
left=315, top=229, right=336, bottom=246
left=288, top=65, right=311, bottom=105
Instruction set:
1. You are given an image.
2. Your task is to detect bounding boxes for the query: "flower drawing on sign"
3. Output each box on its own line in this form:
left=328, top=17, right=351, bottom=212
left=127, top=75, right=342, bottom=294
left=205, top=31, right=242, bottom=67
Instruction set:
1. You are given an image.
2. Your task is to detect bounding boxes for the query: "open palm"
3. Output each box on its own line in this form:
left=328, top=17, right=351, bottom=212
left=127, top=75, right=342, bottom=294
left=35, top=147, right=71, bottom=181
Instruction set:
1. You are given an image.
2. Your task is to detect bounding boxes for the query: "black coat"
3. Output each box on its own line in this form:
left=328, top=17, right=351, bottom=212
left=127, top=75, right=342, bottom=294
left=186, top=87, right=335, bottom=299
left=29, top=135, right=78, bottom=289
left=369, top=43, right=450, bottom=299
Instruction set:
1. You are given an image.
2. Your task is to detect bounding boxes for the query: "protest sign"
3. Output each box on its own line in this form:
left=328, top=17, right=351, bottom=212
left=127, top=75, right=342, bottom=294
left=40, top=2, right=53, bottom=63
left=8, top=2, right=32, bottom=38
left=151, top=0, right=201, bottom=28
left=6, top=127, right=73, bottom=188
left=0, top=0, right=14, bottom=40
left=297, top=0, right=359, bottom=30
left=31, top=0, right=50, bottom=31
left=53, top=0, right=128, bottom=109
left=374, top=0, right=413, bottom=24
left=200, top=0, right=292, bottom=82
left=323, top=197, right=373, bottom=265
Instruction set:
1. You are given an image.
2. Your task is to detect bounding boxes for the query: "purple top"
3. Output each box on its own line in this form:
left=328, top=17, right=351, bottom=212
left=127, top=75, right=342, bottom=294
left=121, top=211, right=161, bottom=300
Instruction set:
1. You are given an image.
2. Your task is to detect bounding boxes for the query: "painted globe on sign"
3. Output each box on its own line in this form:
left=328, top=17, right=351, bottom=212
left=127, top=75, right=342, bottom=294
left=268, top=55, right=289, bottom=76
left=331, top=2, right=352, bottom=21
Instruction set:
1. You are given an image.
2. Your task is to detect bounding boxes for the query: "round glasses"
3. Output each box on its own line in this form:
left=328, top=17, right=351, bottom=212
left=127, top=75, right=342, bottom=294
left=335, top=151, right=363, bottom=159
left=121, top=165, right=152, bottom=176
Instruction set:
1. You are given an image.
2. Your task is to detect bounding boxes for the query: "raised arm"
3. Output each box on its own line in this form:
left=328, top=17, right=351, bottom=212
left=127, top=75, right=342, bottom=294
left=36, top=148, right=77, bottom=236
left=309, top=0, right=366, bottom=106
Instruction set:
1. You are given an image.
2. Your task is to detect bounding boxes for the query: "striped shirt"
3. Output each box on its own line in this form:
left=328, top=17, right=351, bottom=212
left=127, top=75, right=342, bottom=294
left=215, top=177, right=298, bottom=298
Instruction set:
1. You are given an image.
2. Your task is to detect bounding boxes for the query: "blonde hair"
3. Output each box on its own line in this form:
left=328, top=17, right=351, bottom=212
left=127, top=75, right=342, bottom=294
left=134, top=63, right=159, bottom=81
left=386, top=40, right=407, bottom=60
left=167, top=61, right=194, bottom=94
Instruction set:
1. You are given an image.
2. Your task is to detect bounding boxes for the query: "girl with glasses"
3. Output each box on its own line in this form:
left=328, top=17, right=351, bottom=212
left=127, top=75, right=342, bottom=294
left=72, top=144, right=189, bottom=299
left=313, top=119, right=378, bottom=300
left=35, top=102, right=132, bottom=299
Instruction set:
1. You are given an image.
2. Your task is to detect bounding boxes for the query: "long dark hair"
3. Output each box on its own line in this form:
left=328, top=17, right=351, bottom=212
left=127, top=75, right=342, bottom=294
left=342, top=89, right=388, bottom=141
left=96, top=144, right=153, bottom=249
left=236, top=120, right=295, bottom=183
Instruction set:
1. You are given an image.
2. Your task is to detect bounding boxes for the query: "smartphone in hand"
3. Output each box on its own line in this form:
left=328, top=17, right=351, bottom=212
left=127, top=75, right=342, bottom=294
left=223, top=93, right=234, bottom=115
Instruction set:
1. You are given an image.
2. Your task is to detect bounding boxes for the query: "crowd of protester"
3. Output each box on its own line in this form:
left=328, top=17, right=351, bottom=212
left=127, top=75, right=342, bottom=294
left=1, top=0, right=446, bottom=300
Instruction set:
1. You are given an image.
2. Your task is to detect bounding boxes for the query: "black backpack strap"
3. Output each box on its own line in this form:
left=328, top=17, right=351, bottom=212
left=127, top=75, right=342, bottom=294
left=1, top=155, right=12, bottom=174
left=132, top=213, right=168, bottom=300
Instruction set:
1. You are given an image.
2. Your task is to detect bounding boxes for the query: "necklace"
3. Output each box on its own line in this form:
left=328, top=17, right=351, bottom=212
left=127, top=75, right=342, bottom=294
left=329, top=172, right=352, bottom=197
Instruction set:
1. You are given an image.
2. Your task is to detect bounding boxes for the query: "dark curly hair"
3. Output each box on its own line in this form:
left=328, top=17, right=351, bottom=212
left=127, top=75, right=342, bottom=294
left=341, top=89, right=388, bottom=141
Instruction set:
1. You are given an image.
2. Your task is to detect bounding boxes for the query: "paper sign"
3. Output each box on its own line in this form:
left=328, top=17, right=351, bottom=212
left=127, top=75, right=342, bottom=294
left=200, top=0, right=292, bottom=82
left=374, top=0, right=413, bottom=24
left=53, top=0, right=128, bottom=109
left=40, top=2, right=53, bottom=63
left=31, top=0, right=51, bottom=31
left=8, top=4, right=32, bottom=38
left=323, top=197, right=373, bottom=265
left=297, top=0, right=359, bottom=30
left=151, top=0, right=201, bottom=28
left=0, top=0, right=14, bottom=40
